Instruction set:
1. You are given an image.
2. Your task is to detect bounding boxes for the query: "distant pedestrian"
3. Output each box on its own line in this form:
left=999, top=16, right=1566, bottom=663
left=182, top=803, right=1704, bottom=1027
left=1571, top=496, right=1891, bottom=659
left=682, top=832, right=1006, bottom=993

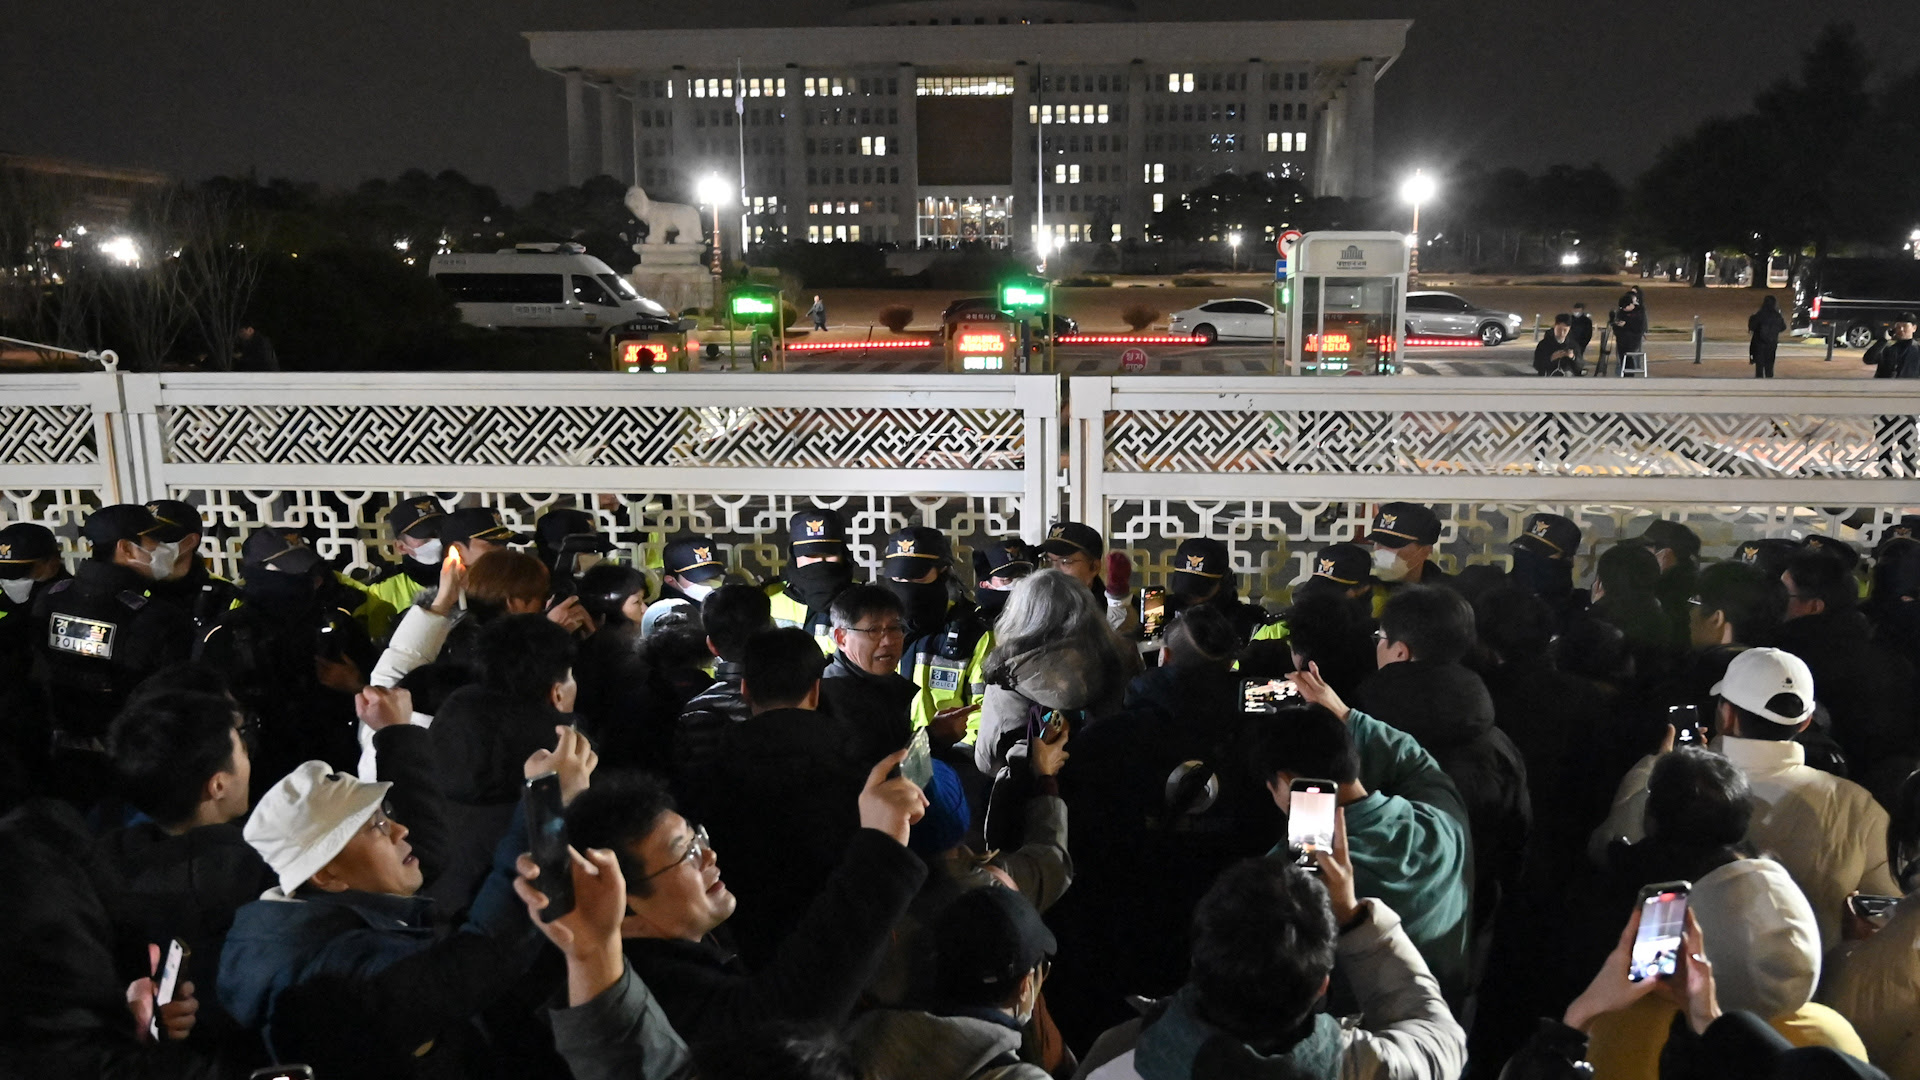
left=1886, top=313, right=1920, bottom=379
left=1569, top=302, right=1594, bottom=369
left=808, top=294, right=827, bottom=331
left=232, top=324, right=279, bottom=372
left=1610, top=291, right=1648, bottom=365
left=1747, top=295, right=1787, bottom=379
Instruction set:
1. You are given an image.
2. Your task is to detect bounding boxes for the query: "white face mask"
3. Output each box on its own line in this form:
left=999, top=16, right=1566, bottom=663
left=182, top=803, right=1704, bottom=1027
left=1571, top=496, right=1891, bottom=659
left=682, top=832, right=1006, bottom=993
left=679, top=580, right=714, bottom=603
left=408, top=539, right=444, bottom=565
left=142, top=540, right=182, bottom=581
left=1, top=577, right=32, bottom=604
left=1371, top=545, right=1409, bottom=583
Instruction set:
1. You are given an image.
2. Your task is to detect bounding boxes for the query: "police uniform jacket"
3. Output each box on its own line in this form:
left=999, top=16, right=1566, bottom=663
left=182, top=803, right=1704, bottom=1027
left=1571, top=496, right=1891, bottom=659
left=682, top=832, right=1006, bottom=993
left=899, top=599, right=992, bottom=736
left=33, top=560, right=195, bottom=739
left=146, top=557, right=239, bottom=639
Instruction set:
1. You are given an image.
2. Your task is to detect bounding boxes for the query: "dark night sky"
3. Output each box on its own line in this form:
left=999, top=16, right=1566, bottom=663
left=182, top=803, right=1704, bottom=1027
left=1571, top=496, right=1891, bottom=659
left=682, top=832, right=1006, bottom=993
left=5, top=0, right=1915, bottom=202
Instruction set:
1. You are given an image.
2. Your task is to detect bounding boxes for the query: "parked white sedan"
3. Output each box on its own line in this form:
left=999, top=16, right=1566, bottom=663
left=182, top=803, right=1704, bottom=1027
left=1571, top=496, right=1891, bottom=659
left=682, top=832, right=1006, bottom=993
left=1168, top=298, right=1281, bottom=344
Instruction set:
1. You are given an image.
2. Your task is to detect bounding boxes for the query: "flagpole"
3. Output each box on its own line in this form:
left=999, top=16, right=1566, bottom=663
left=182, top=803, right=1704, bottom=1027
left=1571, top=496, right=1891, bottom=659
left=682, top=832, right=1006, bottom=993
left=736, top=57, right=749, bottom=254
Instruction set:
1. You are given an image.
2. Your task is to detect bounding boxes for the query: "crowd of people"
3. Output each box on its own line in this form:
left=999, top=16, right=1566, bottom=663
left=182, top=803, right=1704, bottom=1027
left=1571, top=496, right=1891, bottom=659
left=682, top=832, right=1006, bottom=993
left=1, top=493, right=1917, bottom=1080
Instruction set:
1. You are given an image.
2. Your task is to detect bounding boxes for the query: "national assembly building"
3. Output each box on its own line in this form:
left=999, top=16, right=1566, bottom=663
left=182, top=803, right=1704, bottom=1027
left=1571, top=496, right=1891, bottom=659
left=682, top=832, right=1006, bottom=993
left=525, top=0, right=1407, bottom=254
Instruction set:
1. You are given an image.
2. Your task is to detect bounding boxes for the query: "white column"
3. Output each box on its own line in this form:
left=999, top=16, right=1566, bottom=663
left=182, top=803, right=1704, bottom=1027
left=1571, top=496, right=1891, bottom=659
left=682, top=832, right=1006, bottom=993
left=1122, top=60, right=1145, bottom=240
left=599, top=82, right=622, bottom=182
left=1346, top=59, right=1377, bottom=199
left=565, top=71, right=590, bottom=187
left=629, top=77, right=646, bottom=187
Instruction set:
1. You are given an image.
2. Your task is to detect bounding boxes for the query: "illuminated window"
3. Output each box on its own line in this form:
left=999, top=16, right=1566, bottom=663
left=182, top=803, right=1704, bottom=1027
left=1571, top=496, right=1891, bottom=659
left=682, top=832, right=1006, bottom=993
left=1281, top=132, right=1294, bottom=152
left=1152, top=192, right=1165, bottom=213
left=831, top=79, right=845, bottom=96
left=875, top=135, right=887, bottom=155
left=835, top=224, right=847, bottom=241
left=1069, top=104, right=1082, bottom=123
left=1029, top=105, right=1039, bottom=124
left=1097, top=103, right=1109, bottom=123
left=849, top=225, right=860, bottom=241
left=808, top=225, right=820, bottom=242
left=1268, top=132, right=1279, bottom=152
left=1054, top=163, right=1066, bottom=183
left=915, top=75, right=1013, bottom=96
left=1182, top=72, right=1194, bottom=93
left=1296, top=130, right=1307, bottom=151
left=861, top=136, right=873, bottom=155
left=805, top=77, right=817, bottom=97
left=1110, top=223, right=1122, bottom=241
left=1070, top=224, right=1084, bottom=241
left=1069, top=164, right=1081, bottom=183
left=777, top=78, right=786, bottom=96
left=849, top=201, right=860, bottom=214
left=1146, top=163, right=1164, bottom=183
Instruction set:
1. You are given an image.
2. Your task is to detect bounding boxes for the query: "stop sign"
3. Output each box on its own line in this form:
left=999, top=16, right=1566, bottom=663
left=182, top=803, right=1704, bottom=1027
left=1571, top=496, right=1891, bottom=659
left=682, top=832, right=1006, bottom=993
left=1120, top=347, right=1148, bottom=372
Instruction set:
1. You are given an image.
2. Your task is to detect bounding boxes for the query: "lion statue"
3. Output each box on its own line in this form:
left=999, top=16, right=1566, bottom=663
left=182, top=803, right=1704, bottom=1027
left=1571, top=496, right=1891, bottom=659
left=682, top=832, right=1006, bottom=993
left=625, top=185, right=705, bottom=246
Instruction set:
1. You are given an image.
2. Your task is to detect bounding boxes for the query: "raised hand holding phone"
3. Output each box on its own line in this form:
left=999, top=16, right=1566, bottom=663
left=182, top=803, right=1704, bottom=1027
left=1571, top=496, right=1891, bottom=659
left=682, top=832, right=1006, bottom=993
left=1286, top=662, right=1350, bottom=720
left=1310, top=806, right=1360, bottom=927
left=1287, top=778, right=1339, bottom=872
left=861, top=748, right=929, bottom=845
left=513, top=846, right=628, bottom=1006
left=523, top=772, right=576, bottom=921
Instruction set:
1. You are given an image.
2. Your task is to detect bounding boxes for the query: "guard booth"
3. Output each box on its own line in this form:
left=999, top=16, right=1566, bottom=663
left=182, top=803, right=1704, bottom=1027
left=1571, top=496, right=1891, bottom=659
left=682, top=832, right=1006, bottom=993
left=944, top=309, right=1020, bottom=372
left=610, top=314, right=694, bottom=373
left=1286, top=231, right=1409, bottom=376
left=727, top=285, right=786, bottom=371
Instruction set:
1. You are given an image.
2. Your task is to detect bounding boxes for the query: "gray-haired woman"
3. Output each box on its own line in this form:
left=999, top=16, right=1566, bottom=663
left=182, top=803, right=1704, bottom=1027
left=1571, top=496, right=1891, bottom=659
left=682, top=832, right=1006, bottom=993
left=975, top=569, right=1142, bottom=775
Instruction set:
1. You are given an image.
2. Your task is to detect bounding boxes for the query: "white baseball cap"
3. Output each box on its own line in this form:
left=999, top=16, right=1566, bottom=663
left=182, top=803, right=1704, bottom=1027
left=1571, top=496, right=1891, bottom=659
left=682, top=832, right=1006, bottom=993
left=244, top=761, right=393, bottom=895
left=1710, top=647, right=1816, bottom=726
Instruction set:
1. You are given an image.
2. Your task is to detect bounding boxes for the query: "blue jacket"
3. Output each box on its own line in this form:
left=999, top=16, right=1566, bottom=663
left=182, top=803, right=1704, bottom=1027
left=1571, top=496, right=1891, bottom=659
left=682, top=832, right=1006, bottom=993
left=219, top=805, right=542, bottom=1076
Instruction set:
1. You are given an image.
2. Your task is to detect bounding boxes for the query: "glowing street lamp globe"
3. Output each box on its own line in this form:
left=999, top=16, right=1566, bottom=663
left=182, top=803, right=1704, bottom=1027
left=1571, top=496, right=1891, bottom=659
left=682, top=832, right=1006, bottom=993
left=1400, top=171, right=1437, bottom=207
left=696, top=174, right=734, bottom=208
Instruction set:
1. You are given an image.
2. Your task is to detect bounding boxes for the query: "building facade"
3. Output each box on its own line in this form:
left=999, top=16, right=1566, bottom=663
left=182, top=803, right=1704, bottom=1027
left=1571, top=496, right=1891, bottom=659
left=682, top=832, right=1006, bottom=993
left=525, top=1, right=1406, bottom=253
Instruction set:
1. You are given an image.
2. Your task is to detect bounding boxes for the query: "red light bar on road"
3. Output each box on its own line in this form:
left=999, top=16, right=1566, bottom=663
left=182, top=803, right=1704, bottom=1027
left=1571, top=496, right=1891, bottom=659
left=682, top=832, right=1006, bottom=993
left=1403, top=336, right=1485, bottom=347
left=785, top=339, right=935, bottom=352
left=1054, top=334, right=1199, bottom=344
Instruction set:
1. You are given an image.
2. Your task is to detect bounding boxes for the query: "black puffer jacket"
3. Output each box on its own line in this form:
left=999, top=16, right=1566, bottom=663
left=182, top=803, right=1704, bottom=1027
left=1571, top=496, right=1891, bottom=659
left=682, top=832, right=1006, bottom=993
left=1357, top=660, right=1532, bottom=924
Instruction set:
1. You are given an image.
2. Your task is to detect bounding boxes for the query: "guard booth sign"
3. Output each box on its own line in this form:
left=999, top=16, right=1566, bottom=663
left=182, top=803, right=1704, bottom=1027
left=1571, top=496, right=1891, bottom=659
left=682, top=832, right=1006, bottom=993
left=945, top=309, right=1018, bottom=372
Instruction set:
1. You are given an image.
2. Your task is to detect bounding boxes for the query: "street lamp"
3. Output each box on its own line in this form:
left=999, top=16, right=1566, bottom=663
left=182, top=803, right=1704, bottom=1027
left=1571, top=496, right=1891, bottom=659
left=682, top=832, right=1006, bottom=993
left=1399, top=170, right=1437, bottom=282
left=1228, top=231, right=1242, bottom=273
left=696, top=174, right=734, bottom=322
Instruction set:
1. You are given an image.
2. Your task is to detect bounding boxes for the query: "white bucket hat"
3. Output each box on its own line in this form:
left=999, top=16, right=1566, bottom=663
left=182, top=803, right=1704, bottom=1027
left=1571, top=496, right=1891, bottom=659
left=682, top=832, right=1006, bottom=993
left=244, top=761, right=392, bottom=895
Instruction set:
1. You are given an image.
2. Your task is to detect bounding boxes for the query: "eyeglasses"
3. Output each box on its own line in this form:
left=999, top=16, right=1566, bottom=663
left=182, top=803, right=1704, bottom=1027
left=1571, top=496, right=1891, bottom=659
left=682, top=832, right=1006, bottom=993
left=846, top=623, right=906, bottom=639
left=1372, top=629, right=1389, bottom=641
left=641, top=824, right=711, bottom=881
left=364, top=802, right=397, bottom=836
left=1044, top=552, right=1090, bottom=567
left=1687, top=595, right=1705, bottom=607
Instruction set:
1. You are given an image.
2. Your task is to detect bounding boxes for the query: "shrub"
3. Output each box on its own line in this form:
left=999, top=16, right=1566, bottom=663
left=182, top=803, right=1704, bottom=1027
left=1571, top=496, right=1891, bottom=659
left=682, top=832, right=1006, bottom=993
left=1058, top=275, right=1112, bottom=287
left=1171, top=275, right=1219, bottom=288
left=878, top=304, right=915, bottom=333
left=1122, top=303, right=1161, bottom=331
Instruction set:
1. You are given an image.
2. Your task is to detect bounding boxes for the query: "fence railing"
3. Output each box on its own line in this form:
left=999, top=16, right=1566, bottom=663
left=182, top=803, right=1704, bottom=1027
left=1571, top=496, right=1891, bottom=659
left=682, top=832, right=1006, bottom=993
left=1067, top=376, right=1920, bottom=598
left=9, top=369, right=1920, bottom=597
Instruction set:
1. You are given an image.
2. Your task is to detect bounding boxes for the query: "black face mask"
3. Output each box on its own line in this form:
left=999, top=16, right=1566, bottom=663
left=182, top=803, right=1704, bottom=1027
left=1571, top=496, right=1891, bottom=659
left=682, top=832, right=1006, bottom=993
left=245, top=569, right=321, bottom=616
left=975, top=585, right=1012, bottom=622
left=886, top=577, right=950, bottom=636
left=787, top=559, right=855, bottom=612
left=1512, top=547, right=1573, bottom=601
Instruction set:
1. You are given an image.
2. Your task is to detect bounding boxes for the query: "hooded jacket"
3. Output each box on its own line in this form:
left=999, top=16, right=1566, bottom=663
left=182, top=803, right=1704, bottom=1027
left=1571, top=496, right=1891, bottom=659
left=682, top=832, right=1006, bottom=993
left=1357, top=660, right=1532, bottom=921
left=1075, top=899, right=1467, bottom=1080
left=977, top=633, right=1141, bottom=776
left=848, top=1008, right=1051, bottom=1080
left=1584, top=859, right=1865, bottom=1079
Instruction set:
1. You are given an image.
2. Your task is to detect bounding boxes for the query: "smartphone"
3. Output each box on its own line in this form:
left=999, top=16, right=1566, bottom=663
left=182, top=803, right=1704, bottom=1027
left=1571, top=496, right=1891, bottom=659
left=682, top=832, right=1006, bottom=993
left=901, top=727, right=935, bottom=789
left=1241, top=677, right=1302, bottom=714
left=250, top=1069, right=316, bottom=1080
left=1138, top=586, right=1168, bottom=639
left=1668, top=704, right=1704, bottom=745
left=1628, top=881, right=1692, bottom=983
left=1847, top=894, right=1901, bottom=925
left=524, top=772, right=576, bottom=922
left=1286, top=778, right=1338, bottom=871
left=150, top=938, right=189, bottom=1040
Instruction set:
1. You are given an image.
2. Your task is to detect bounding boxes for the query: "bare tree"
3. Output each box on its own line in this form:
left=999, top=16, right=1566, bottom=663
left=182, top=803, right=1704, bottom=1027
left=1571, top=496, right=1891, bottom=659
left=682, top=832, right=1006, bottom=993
left=94, top=186, right=199, bottom=372
left=178, top=183, right=267, bottom=372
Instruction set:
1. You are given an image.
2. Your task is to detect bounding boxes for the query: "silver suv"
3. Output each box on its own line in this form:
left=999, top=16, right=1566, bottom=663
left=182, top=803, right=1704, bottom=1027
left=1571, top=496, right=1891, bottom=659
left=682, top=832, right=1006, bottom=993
left=1405, top=291, right=1523, bottom=345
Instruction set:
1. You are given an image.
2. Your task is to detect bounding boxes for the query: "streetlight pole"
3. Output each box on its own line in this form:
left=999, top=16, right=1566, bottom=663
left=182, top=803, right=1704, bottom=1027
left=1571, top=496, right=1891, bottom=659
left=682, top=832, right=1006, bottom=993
left=1229, top=231, right=1241, bottom=273
left=697, top=174, right=732, bottom=333
left=1399, top=170, right=1436, bottom=286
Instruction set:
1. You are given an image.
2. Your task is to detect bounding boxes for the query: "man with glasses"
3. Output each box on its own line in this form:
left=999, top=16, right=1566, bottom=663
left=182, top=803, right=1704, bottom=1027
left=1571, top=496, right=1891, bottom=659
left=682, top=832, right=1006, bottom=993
left=1037, top=521, right=1139, bottom=636
left=221, top=713, right=592, bottom=1074
left=560, top=744, right=929, bottom=1044
left=821, top=583, right=920, bottom=766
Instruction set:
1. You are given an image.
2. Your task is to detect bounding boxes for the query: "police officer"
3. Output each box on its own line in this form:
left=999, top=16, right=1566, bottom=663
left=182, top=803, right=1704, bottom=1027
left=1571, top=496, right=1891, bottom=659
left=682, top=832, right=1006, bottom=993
left=1166, top=536, right=1276, bottom=644
left=1294, top=542, right=1375, bottom=607
left=367, top=496, right=448, bottom=614
left=141, top=498, right=240, bottom=640
left=201, top=529, right=376, bottom=788
left=442, top=506, right=528, bottom=567
left=1037, top=521, right=1139, bottom=636
left=1367, top=502, right=1452, bottom=615
left=660, top=536, right=727, bottom=606
left=33, top=505, right=197, bottom=795
left=881, top=526, right=992, bottom=737
left=768, top=509, right=859, bottom=654
left=1510, top=512, right=1585, bottom=630
left=970, top=537, right=1035, bottom=626
left=1, top=523, right=69, bottom=774
left=537, top=507, right=616, bottom=602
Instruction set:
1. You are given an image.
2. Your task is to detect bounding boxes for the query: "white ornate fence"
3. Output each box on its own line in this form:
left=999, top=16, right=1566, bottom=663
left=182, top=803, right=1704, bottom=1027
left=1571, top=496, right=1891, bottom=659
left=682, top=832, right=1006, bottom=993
left=4, top=371, right=1060, bottom=582
left=9, top=369, right=1920, bottom=600
left=1067, top=376, right=1920, bottom=599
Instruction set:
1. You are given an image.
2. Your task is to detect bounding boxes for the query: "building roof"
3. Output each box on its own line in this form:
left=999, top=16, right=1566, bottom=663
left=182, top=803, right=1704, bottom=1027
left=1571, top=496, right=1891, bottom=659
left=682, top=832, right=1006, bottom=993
left=525, top=19, right=1410, bottom=76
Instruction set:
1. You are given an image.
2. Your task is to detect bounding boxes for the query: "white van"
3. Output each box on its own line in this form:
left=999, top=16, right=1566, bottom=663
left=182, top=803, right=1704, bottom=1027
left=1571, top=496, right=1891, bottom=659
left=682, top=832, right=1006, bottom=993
left=428, top=243, right=678, bottom=338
